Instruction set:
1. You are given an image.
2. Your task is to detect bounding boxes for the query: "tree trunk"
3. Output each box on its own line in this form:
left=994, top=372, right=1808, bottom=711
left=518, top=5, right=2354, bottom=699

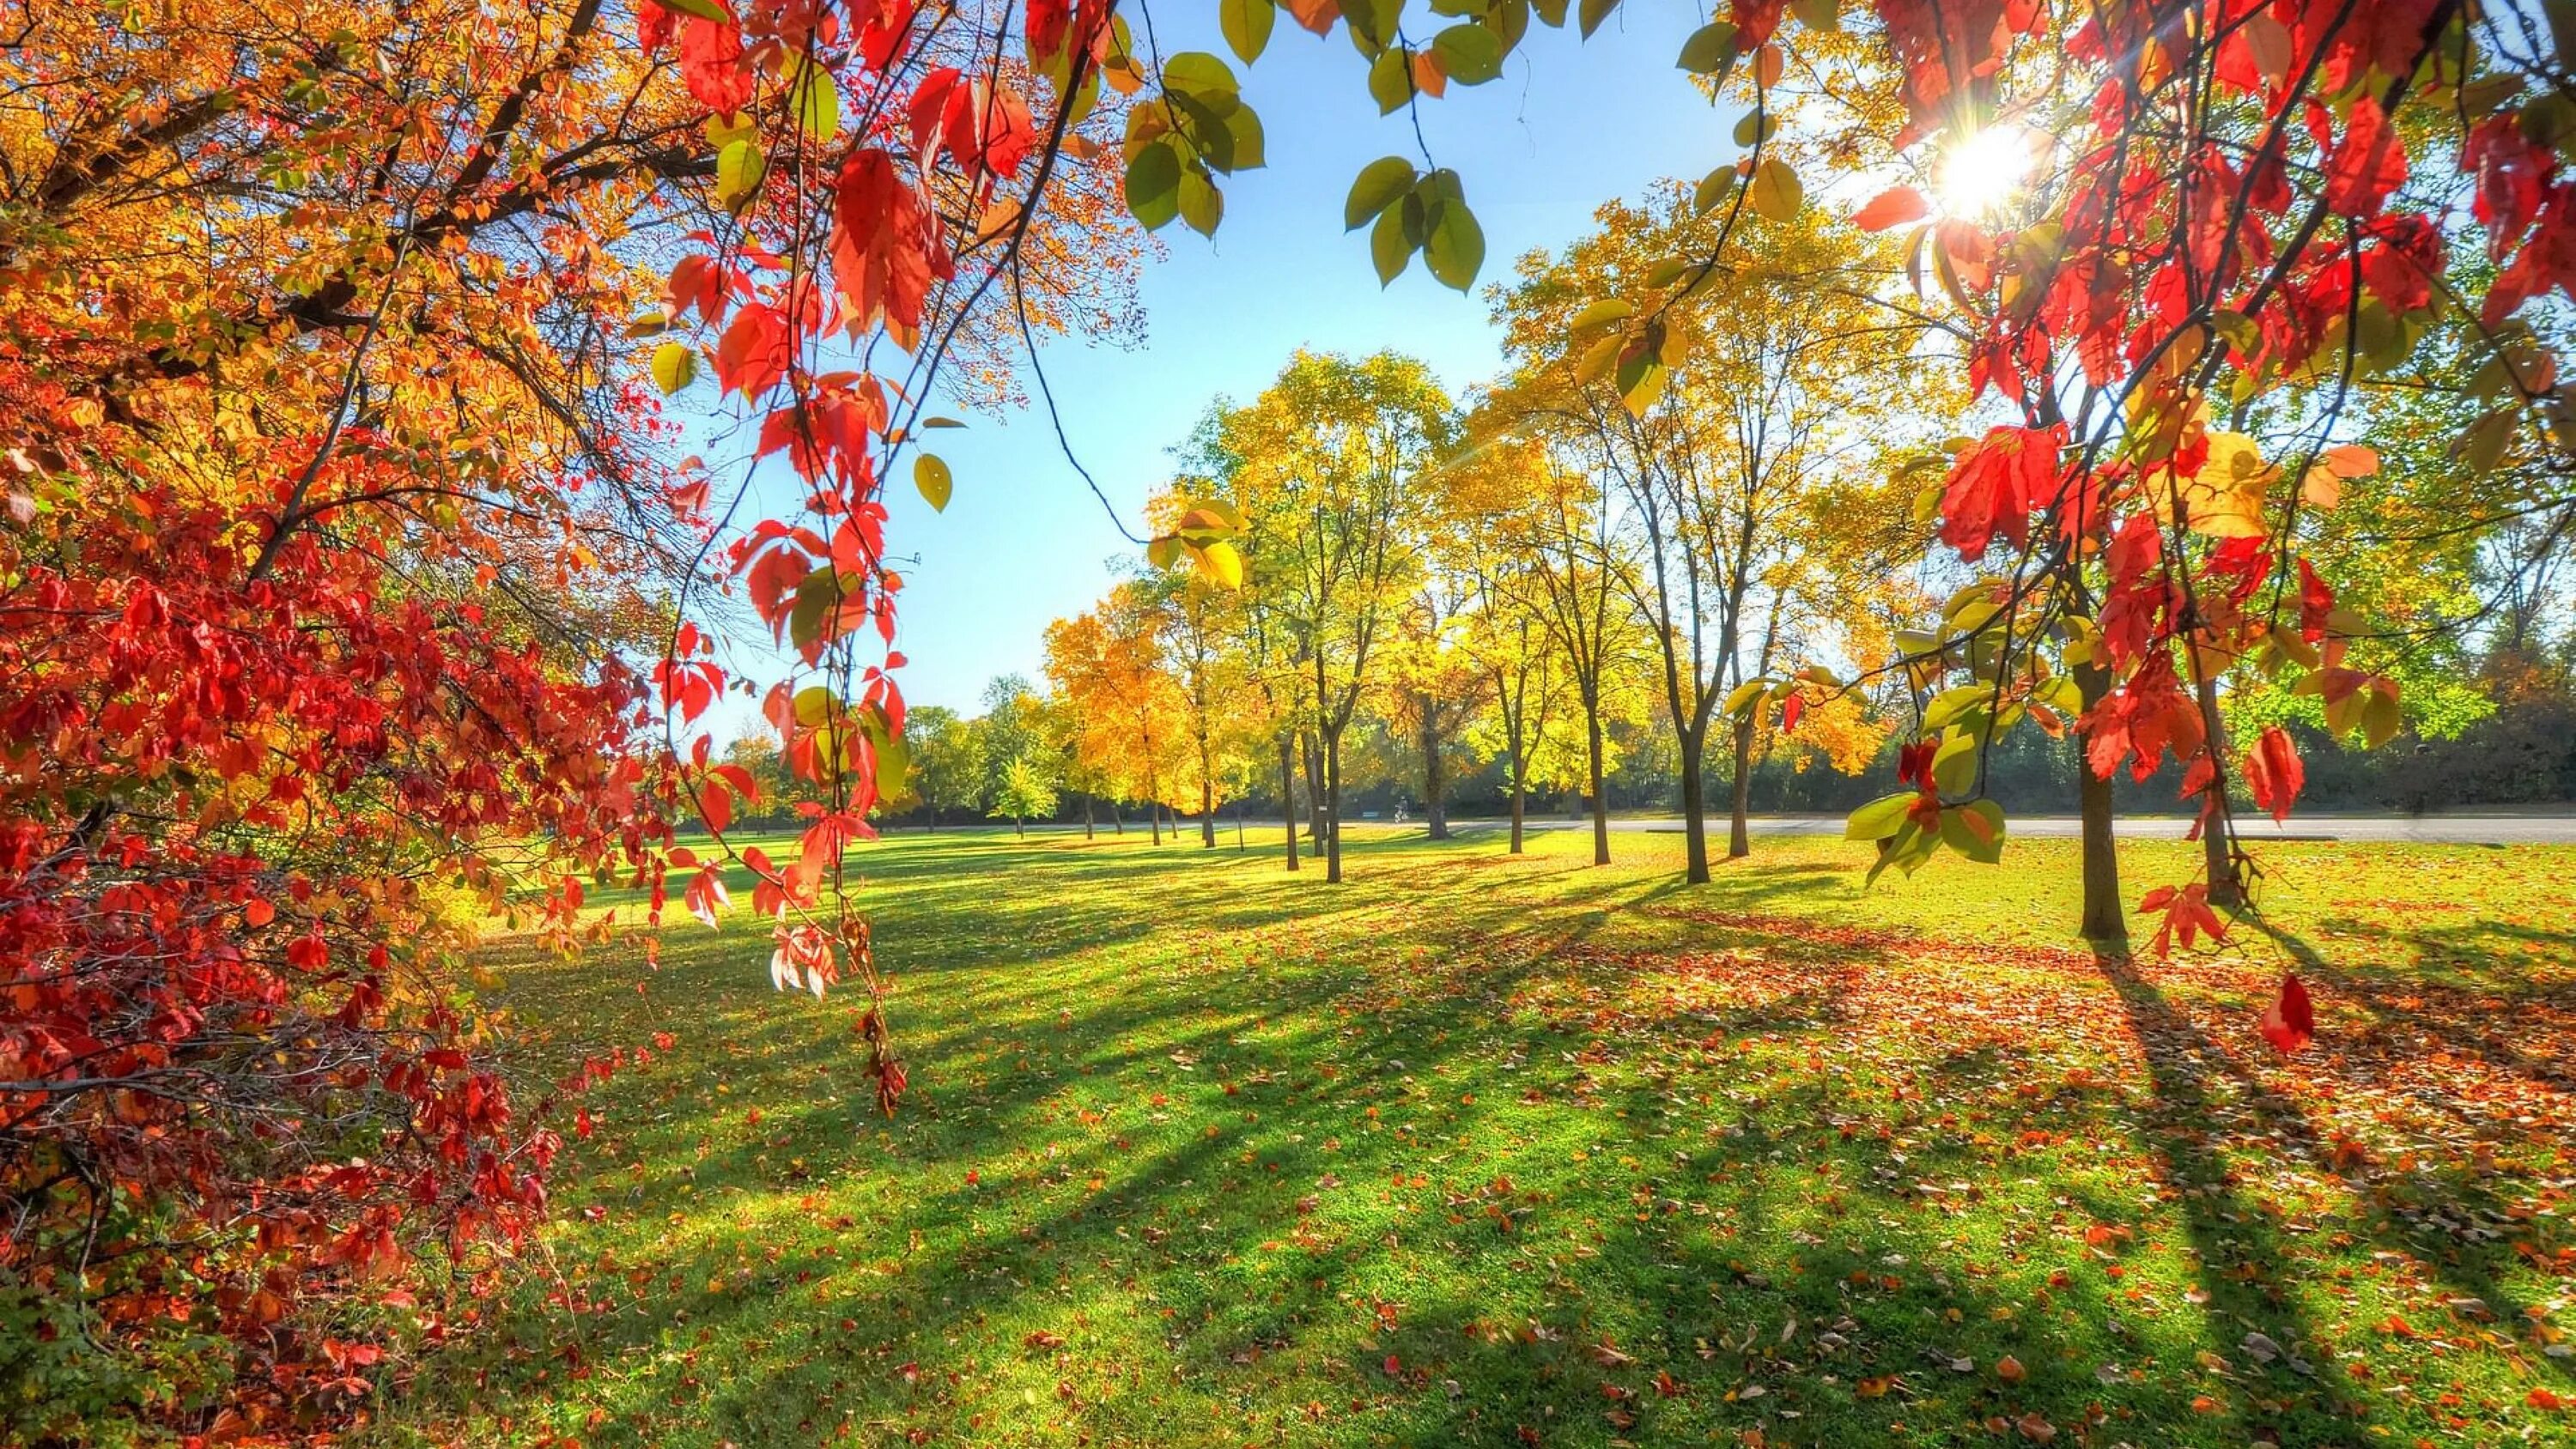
left=1277, top=731, right=1300, bottom=872
left=1013, top=811, right=1024, bottom=838
left=1509, top=761, right=1526, bottom=855
left=1303, top=735, right=1328, bottom=846
left=1111, top=800, right=1123, bottom=835
left=1678, top=728, right=1710, bottom=885
left=1727, top=714, right=1755, bottom=859
left=1200, top=775, right=1216, bottom=848
left=1324, top=727, right=1346, bottom=884
left=1149, top=793, right=1162, bottom=846
left=2075, top=660, right=2127, bottom=945
left=1585, top=702, right=1611, bottom=866
left=1083, top=792, right=1095, bottom=840
left=1419, top=694, right=1449, bottom=840
left=2195, top=672, right=2244, bottom=907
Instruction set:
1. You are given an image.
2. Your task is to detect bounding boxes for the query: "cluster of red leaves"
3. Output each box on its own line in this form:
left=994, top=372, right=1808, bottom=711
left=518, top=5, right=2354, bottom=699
left=1833, top=0, right=2556, bottom=1022
left=634, top=0, right=1124, bottom=1106
left=0, top=375, right=677, bottom=1434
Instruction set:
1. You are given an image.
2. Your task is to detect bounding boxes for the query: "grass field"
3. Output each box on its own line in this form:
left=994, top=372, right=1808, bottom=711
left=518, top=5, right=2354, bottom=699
left=372, top=826, right=2576, bottom=1448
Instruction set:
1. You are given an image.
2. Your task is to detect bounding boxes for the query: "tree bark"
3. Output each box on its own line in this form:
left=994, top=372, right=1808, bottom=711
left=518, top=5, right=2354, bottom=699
left=1419, top=693, right=1449, bottom=840
left=1200, top=775, right=1216, bottom=849
left=2195, top=673, right=2244, bottom=907
left=1585, top=703, right=1611, bottom=866
left=1083, top=792, right=1095, bottom=840
left=1324, top=727, right=1346, bottom=884
left=2075, top=660, right=2128, bottom=945
left=1678, top=727, right=1710, bottom=885
left=1277, top=731, right=1300, bottom=871
left=1303, top=734, right=1328, bottom=846
left=1509, top=761, right=1526, bottom=855
left=1727, top=714, right=1755, bottom=859
left=1111, top=800, right=1123, bottom=835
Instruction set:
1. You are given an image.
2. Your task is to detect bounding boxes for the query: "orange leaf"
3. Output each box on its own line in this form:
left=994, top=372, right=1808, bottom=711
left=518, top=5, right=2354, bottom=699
left=1853, top=185, right=1929, bottom=231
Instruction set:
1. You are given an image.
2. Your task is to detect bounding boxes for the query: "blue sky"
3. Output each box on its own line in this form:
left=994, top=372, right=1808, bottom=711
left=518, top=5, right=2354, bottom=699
left=703, top=9, right=1735, bottom=726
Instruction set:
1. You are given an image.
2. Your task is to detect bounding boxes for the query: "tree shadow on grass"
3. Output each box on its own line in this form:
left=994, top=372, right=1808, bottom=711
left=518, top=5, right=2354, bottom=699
left=2096, top=945, right=2571, bottom=1447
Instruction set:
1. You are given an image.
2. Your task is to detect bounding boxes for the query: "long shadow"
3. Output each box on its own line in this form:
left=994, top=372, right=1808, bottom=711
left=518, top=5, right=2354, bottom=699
left=2097, top=946, right=2572, bottom=1447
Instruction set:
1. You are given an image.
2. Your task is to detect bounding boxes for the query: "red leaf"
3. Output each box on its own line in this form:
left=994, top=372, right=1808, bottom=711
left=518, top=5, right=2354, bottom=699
left=1782, top=693, right=1806, bottom=733
left=2258, top=972, right=2315, bottom=1055
left=696, top=777, right=732, bottom=834
left=1853, top=185, right=1929, bottom=232
left=2322, top=97, right=2409, bottom=216
left=2241, top=725, right=2305, bottom=824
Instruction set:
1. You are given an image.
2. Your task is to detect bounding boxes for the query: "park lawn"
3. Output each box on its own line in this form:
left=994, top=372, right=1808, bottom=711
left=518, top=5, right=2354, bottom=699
left=369, top=826, right=2576, bottom=1449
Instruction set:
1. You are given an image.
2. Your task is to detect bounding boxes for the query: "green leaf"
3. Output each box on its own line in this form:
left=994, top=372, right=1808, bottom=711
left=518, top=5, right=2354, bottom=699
left=1345, top=155, right=1417, bottom=230
left=651, top=342, right=696, bottom=395
left=1749, top=155, right=1802, bottom=221
left=1343, top=0, right=1399, bottom=52
left=1432, top=23, right=1504, bottom=82
left=1370, top=198, right=1413, bottom=286
left=1531, top=0, right=1568, bottom=25
left=1423, top=191, right=1485, bottom=291
left=914, top=452, right=952, bottom=512
left=1721, top=679, right=1769, bottom=716
left=1845, top=792, right=1916, bottom=841
left=1577, top=0, right=1619, bottom=38
left=1161, top=51, right=1242, bottom=98
left=1569, top=298, right=1634, bottom=333
left=2458, top=404, right=2517, bottom=473
left=1864, top=820, right=1939, bottom=885
left=714, top=138, right=767, bottom=207
left=1146, top=535, right=1182, bottom=568
left=1220, top=0, right=1276, bottom=61
left=1169, top=89, right=1240, bottom=170
left=1938, top=799, right=2006, bottom=863
left=1676, top=20, right=1737, bottom=73
left=790, top=59, right=840, bottom=142
left=1732, top=109, right=1775, bottom=147
left=1220, top=100, right=1267, bottom=170
left=1368, top=46, right=1412, bottom=113
left=1178, top=165, right=1224, bottom=237
left=1790, top=0, right=1840, bottom=31
left=1124, top=137, right=1182, bottom=230
left=1614, top=352, right=1666, bottom=415
left=1929, top=730, right=1979, bottom=795
left=647, top=0, right=732, bottom=21
left=1693, top=165, right=1739, bottom=215
left=920, top=415, right=966, bottom=428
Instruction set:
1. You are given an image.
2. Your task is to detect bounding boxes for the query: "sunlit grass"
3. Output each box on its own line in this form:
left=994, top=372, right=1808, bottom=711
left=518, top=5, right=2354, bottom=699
left=371, top=827, right=2576, bottom=1448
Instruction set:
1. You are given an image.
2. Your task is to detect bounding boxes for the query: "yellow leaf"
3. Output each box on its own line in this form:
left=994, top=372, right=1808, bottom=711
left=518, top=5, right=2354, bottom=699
left=1195, top=539, right=1246, bottom=588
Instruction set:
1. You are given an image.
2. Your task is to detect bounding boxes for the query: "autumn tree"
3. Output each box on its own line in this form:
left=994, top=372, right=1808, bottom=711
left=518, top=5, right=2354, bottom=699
left=1489, top=195, right=1932, bottom=879
left=1204, top=351, right=1453, bottom=882
left=1376, top=551, right=1489, bottom=840
left=1043, top=586, right=1188, bottom=841
left=1135, top=556, right=1259, bottom=848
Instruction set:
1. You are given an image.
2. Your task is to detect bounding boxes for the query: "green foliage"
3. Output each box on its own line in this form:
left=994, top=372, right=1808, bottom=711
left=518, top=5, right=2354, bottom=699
left=989, top=752, right=1061, bottom=825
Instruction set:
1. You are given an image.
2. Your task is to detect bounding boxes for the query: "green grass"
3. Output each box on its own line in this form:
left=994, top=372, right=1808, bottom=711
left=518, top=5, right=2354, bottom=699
left=372, top=827, right=2576, bottom=1448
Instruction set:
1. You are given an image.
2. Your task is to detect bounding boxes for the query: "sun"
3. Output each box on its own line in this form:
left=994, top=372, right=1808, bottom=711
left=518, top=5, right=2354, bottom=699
left=1934, top=124, right=2038, bottom=220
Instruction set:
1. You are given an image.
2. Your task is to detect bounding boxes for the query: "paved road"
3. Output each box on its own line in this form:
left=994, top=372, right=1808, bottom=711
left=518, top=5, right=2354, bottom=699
left=1436, top=813, right=2576, bottom=845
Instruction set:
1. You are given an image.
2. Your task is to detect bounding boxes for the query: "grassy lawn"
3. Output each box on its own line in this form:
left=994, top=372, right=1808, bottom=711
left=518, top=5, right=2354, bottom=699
left=372, top=827, right=2576, bottom=1448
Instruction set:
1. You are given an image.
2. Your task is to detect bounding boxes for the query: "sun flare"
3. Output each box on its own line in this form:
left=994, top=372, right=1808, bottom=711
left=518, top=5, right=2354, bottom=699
left=1935, top=124, right=2039, bottom=219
